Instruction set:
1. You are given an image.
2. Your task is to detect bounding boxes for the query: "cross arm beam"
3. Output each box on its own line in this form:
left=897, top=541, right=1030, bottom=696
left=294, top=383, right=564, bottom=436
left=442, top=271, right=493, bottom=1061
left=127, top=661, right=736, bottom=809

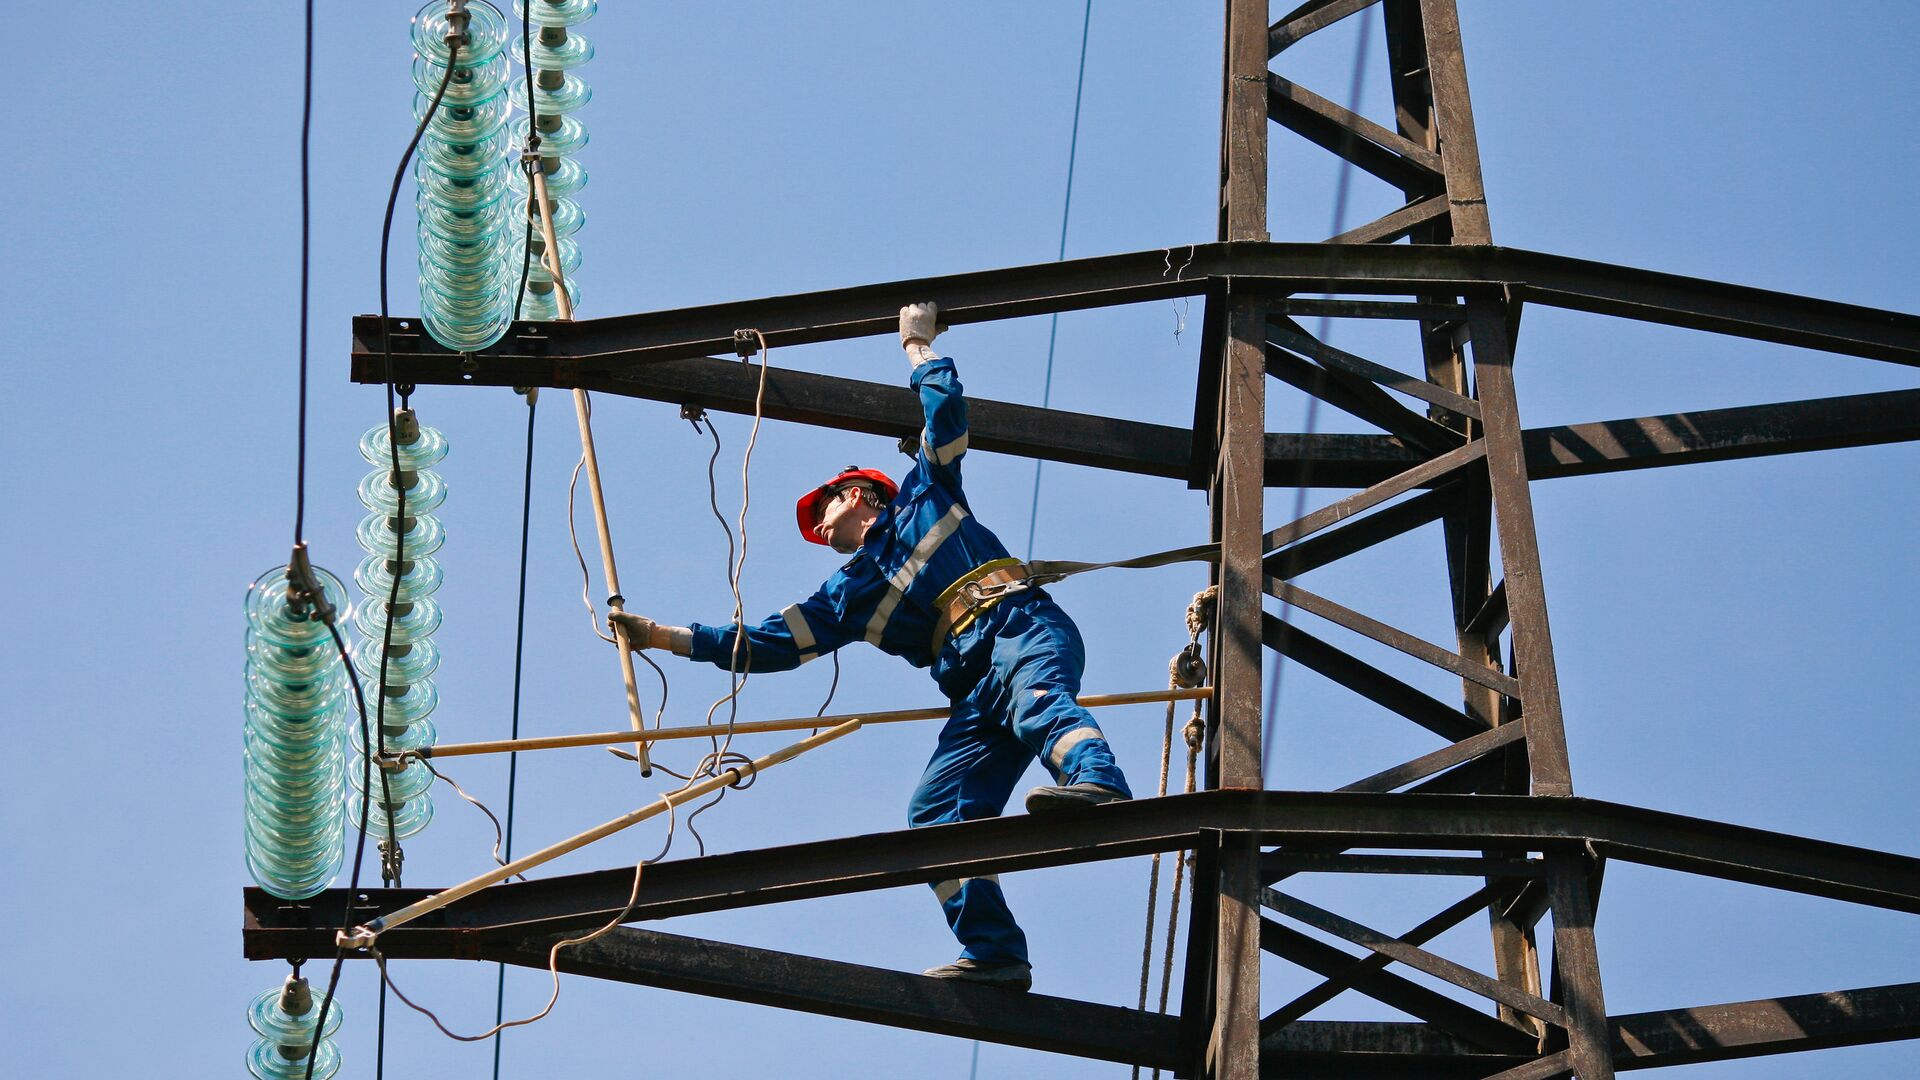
left=482, top=926, right=1181, bottom=1068
left=245, top=792, right=1920, bottom=959
left=1257, top=982, right=1920, bottom=1074
left=348, top=243, right=1920, bottom=384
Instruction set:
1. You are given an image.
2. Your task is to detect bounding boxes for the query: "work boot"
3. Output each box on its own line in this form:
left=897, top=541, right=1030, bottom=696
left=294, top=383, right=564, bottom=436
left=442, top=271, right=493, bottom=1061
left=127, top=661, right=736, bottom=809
left=1024, top=782, right=1130, bottom=814
left=922, top=958, right=1034, bottom=991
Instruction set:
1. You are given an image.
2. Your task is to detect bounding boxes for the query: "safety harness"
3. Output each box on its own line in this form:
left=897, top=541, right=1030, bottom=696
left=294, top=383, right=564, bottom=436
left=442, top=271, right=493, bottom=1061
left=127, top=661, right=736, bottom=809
left=929, top=542, right=1223, bottom=650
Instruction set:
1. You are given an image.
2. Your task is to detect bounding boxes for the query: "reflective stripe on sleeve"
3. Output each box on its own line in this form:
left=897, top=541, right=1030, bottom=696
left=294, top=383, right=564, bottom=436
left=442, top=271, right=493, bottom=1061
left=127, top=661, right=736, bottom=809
left=781, top=603, right=820, bottom=663
left=925, top=429, right=969, bottom=467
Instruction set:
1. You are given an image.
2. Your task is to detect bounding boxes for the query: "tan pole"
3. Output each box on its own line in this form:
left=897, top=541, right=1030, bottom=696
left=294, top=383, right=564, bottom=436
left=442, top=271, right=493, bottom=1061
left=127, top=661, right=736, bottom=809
left=341, top=719, right=863, bottom=947
left=419, top=686, right=1214, bottom=761
left=529, top=165, right=651, bottom=775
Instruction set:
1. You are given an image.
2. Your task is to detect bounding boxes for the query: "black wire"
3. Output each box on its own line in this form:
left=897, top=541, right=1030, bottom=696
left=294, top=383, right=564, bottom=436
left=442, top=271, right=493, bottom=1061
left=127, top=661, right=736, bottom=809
left=1258, top=18, right=1370, bottom=778
left=303, top=619, right=377, bottom=1080
left=493, top=24, right=540, bottom=1060
left=376, top=981, right=389, bottom=1079
left=491, top=392, right=538, bottom=1077
left=293, top=0, right=314, bottom=543
left=511, top=0, right=539, bottom=323
left=304, top=32, right=463, bottom=1080
left=700, top=417, right=739, bottom=762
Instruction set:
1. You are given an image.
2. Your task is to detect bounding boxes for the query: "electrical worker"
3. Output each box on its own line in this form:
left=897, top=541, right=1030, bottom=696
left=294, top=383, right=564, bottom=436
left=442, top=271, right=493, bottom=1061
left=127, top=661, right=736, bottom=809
left=611, top=303, right=1132, bottom=991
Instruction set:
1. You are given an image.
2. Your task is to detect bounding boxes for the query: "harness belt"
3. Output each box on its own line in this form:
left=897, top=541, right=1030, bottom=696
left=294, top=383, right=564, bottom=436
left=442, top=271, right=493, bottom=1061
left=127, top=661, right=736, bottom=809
left=925, top=542, right=1223, bottom=652
left=930, top=557, right=1031, bottom=651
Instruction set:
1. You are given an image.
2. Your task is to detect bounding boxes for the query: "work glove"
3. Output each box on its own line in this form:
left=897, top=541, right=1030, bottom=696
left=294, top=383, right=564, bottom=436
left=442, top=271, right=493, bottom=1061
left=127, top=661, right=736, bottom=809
left=609, top=611, right=660, bottom=650
left=899, top=302, right=942, bottom=348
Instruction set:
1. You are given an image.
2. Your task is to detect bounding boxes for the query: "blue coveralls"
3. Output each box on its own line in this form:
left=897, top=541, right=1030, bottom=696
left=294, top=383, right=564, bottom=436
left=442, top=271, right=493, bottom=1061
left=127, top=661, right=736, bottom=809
left=686, top=354, right=1132, bottom=966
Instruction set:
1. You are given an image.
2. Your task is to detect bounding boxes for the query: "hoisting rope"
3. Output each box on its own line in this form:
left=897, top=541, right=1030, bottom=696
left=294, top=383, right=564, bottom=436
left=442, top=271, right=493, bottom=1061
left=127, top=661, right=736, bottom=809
left=1133, top=587, right=1214, bottom=1080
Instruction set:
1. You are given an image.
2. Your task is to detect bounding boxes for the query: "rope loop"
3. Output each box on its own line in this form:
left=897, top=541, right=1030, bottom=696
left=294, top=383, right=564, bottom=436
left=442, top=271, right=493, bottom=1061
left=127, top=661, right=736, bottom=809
left=1185, top=585, right=1218, bottom=640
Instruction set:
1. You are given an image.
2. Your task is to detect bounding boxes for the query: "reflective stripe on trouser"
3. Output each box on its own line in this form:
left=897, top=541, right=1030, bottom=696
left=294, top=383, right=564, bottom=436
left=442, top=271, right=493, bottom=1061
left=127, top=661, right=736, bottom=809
left=907, top=597, right=1131, bottom=965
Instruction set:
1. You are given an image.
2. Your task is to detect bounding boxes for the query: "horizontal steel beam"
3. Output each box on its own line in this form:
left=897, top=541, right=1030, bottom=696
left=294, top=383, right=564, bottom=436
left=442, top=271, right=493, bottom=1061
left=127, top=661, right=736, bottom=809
left=349, top=243, right=1920, bottom=386
left=1258, top=982, right=1920, bottom=1076
left=348, top=337, right=1917, bottom=491
left=245, top=792, right=1920, bottom=959
left=1524, top=387, right=1920, bottom=479
left=480, top=926, right=1181, bottom=1069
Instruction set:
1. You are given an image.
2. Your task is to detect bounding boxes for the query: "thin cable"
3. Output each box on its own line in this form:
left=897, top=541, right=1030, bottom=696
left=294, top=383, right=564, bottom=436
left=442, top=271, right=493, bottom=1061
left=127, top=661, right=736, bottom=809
left=305, top=620, right=378, bottom=1080
left=809, top=651, right=841, bottom=735
left=293, top=0, right=314, bottom=543
left=1259, top=22, right=1369, bottom=775
left=702, top=331, right=772, bottom=768
left=306, top=33, right=462, bottom=1080
left=492, top=392, right=538, bottom=1076
left=510, top=0, right=539, bottom=324
left=382, top=752, right=763, bottom=1041
left=1023, top=0, right=1095, bottom=561
left=376, top=982, right=389, bottom=1079
left=419, top=758, right=523, bottom=878
left=698, top=413, right=737, bottom=762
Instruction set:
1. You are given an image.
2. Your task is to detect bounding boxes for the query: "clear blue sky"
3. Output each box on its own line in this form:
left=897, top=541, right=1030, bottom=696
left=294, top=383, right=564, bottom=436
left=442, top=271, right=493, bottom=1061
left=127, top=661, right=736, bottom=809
left=4, top=2, right=1915, bottom=1077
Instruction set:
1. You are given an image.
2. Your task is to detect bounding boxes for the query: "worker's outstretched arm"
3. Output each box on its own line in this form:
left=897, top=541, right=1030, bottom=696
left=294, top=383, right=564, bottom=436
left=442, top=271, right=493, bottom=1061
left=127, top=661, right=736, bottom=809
left=901, top=303, right=968, bottom=489
left=615, top=585, right=856, bottom=673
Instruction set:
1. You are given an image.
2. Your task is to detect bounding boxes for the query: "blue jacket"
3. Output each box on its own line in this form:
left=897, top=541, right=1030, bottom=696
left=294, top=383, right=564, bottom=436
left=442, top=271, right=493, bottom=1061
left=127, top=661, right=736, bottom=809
left=689, top=355, right=1031, bottom=698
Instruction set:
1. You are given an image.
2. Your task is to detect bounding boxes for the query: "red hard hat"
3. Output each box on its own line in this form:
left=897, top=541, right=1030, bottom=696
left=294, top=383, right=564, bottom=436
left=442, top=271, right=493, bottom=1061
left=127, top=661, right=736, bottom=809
left=795, top=465, right=898, bottom=545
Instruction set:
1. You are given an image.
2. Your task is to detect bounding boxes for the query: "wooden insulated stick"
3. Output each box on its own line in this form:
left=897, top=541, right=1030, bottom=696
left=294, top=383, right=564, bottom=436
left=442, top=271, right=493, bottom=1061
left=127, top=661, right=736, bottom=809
left=419, top=686, right=1214, bottom=760
left=529, top=165, right=652, bottom=775
left=341, top=719, right=864, bottom=947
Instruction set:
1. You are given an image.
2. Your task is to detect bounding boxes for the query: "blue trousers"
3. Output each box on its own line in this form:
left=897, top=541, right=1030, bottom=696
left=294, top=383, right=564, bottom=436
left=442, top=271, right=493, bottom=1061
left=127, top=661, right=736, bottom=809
left=907, top=598, right=1132, bottom=965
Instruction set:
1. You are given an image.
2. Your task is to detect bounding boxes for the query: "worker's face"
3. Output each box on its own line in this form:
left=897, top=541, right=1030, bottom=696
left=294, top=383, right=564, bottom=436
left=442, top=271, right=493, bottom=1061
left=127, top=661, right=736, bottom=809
left=814, top=486, right=874, bottom=554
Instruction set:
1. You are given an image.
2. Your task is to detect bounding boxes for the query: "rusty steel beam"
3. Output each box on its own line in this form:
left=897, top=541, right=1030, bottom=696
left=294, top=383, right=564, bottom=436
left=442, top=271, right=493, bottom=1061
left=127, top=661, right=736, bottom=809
left=1257, top=983, right=1920, bottom=1075
left=1327, top=194, right=1451, bottom=245
left=479, top=926, right=1182, bottom=1069
left=1266, top=72, right=1445, bottom=191
left=1524, top=387, right=1920, bottom=479
left=1260, top=917, right=1540, bottom=1053
left=244, top=791, right=1920, bottom=959
left=1262, top=614, right=1491, bottom=742
left=1269, top=0, right=1383, bottom=56
left=347, top=244, right=1920, bottom=382
left=1211, top=3, right=1273, bottom=1074
left=344, top=345, right=1915, bottom=490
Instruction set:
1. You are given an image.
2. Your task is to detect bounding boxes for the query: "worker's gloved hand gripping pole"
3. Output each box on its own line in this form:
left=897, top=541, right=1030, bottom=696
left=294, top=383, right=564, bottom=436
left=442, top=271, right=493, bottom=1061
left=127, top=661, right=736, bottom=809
left=526, top=164, right=654, bottom=775
left=338, top=719, right=865, bottom=948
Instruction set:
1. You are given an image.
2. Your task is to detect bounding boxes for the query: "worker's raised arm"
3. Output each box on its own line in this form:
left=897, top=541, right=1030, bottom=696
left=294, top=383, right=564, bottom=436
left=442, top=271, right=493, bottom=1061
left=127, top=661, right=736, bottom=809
left=901, top=303, right=967, bottom=487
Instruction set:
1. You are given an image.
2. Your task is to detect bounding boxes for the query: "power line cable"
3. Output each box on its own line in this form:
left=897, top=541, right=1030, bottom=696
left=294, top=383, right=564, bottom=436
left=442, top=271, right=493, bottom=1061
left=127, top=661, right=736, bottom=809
left=490, top=391, right=538, bottom=1079
left=1022, top=0, right=1095, bottom=561
left=1259, top=17, right=1371, bottom=779
left=305, top=30, right=464, bottom=1080
left=492, top=4, right=544, bottom=1071
left=293, top=0, right=314, bottom=544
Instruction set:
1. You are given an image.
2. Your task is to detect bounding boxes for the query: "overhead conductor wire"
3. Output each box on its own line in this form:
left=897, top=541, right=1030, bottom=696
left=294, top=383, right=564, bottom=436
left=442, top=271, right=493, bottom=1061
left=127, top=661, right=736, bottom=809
left=1022, top=0, right=1095, bottom=562
left=492, top=3, right=541, bottom=1074
left=1259, top=15, right=1371, bottom=775
left=489, top=385, right=537, bottom=1078
left=996, top=6, right=1095, bottom=1077
left=283, top=4, right=385, bottom=1075
left=306, top=20, right=465, bottom=1080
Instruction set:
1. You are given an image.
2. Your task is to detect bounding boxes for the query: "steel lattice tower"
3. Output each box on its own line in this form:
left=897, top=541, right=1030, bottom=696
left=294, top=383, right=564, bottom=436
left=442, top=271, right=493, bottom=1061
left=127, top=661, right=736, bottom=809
left=248, top=3, right=1920, bottom=1075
